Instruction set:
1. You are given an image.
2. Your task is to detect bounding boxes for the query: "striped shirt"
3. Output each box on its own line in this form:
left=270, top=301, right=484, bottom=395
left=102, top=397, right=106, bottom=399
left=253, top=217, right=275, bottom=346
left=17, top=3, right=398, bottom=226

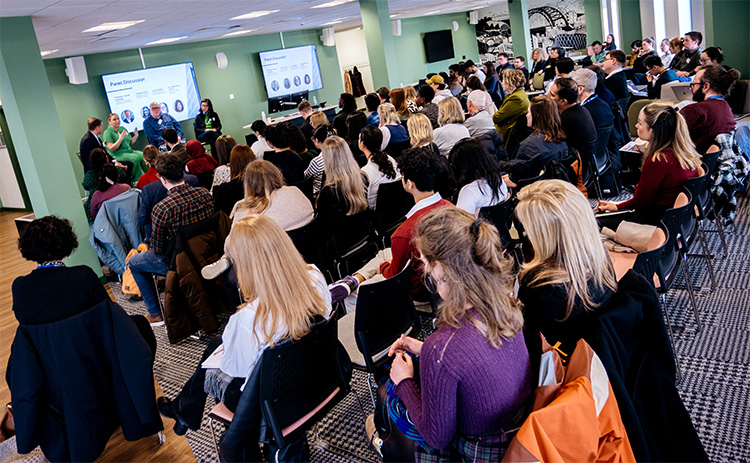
left=151, top=183, right=214, bottom=255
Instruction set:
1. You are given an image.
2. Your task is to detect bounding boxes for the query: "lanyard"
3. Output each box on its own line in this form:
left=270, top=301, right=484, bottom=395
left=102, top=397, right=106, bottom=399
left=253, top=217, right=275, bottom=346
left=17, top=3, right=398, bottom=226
left=706, top=95, right=724, bottom=100
left=37, top=261, right=65, bottom=269
left=581, top=94, right=598, bottom=106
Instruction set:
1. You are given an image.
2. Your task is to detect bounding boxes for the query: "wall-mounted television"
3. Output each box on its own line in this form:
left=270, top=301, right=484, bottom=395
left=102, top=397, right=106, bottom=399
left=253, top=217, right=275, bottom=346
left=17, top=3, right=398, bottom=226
left=423, top=30, right=455, bottom=63
left=101, top=62, right=200, bottom=132
left=259, top=44, right=323, bottom=99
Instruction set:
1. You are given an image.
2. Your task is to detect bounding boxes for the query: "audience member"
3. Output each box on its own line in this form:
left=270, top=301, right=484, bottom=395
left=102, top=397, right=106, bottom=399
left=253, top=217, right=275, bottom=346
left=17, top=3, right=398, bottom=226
left=571, top=68, right=615, bottom=128
left=315, top=136, right=369, bottom=237
left=138, top=170, right=198, bottom=242
left=213, top=145, right=255, bottom=216
left=297, top=100, right=315, bottom=148
left=417, top=84, right=439, bottom=129
left=680, top=64, right=739, bottom=153
left=596, top=102, right=700, bottom=226
left=514, top=56, right=529, bottom=85
left=346, top=111, right=370, bottom=166
left=157, top=214, right=331, bottom=438
left=303, top=125, right=334, bottom=194
left=103, top=113, right=146, bottom=180
left=700, top=47, right=728, bottom=69
left=544, top=57, right=574, bottom=93
left=450, top=138, right=508, bottom=216
left=496, top=53, right=514, bottom=74
left=249, top=121, right=271, bottom=159
left=603, top=50, right=629, bottom=101
left=465, top=59, right=486, bottom=82
left=427, top=75, right=452, bottom=104
left=186, top=140, right=218, bottom=178
left=359, top=126, right=401, bottom=210
left=281, top=121, right=315, bottom=163
left=386, top=207, right=531, bottom=461
left=378, top=103, right=409, bottom=152
left=433, top=97, right=471, bottom=156
left=389, top=88, right=411, bottom=122
left=633, top=37, right=658, bottom=76
left=464, top=90, right=496, bottom=137
left=515, top=180, right=616, bottom=352
left=550, top=78, right=597, bottom=171
left=465, top=75, right=498, bottom=114
left=163, top=128, right=187, bottom=163
left=333, top=92, right=358, bottom=138
left=644, top=55, right=679, bottom=99
left=407, top=113, right=440, bottom=156
left=193, top=98, right=222, bottom=155
left=263, top=125, right=305, bottom=184
left=143, top=101, right=183, bottom=149
left=588, top=40, right=607, bottom=64
left=504, top=95, right=569, bottom=183
left=585, top=64, right=617, bottom=106
left=128, top=153, right=214, bottom=326
left=493, top=70, right=530, bottom=147
left=483, top=62, right=501, bottom=104
left=667, top=36, right=684, bottom=69
left=660, top=38, right=675, bottom=68
left=90, top=164, right=131, bottom=220
left=365, top=93, right=381, bottom=127
left=136, top=145, right=160, bottom=189
left=377, top=86, right=391, bottom=104
left=79, top=117, right=106, bottom=173
left=448, top=64, right=466, bottom=96
left=403, top=85, right=420, bottom=114
left=671, top=31, right=703, bottom=77
left=211, top=135, right=239, bottom=190
left=310, top=110, right=330, bottom=130
left=232, top=160, right=314, bottom=229
left=346, top=147, right=452, bottom=308
left=626, top=40, right=642, bottom=68
left=542, top=47, right=565, bottom=81
left=604, top=33, right=617, bottom=51
left=529, top=48, right=548, bottom=75
left=82, top=148, right=127, bottom=221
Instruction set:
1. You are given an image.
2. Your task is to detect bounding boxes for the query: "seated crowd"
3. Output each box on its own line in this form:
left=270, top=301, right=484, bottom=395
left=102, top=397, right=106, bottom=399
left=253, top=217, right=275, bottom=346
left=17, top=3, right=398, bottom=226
left=10, top=28, right=745, bottom=462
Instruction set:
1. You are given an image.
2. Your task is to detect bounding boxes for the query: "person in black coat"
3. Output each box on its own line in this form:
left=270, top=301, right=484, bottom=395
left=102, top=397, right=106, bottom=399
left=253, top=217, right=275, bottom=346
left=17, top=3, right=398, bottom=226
left=333, top=93, right=357, bottom=139
left=550, top=78, right=598, bottom=169
left=263, top=125, right=305, bottom=184
left=194, top=98, right=222, bottom=155
left=8, top=215, right=160, bottom=462
left=644, top=55, right=679, bottom=99
left=79, top=117, right=105, bottom=172
left=571, top=68, right=615, bottom=128
left=602, top=50, right=630, bottom=101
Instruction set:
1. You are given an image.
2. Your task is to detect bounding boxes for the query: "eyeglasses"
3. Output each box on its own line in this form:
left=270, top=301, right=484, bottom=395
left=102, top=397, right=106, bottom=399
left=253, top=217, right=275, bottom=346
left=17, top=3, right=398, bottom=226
left=689, top=81, right=704, bottom=88
left=423, top=271, right=448, bottom=294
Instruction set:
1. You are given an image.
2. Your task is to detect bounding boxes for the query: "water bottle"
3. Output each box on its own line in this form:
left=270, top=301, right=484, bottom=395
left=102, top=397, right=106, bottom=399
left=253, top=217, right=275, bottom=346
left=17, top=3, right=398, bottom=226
left=261, top=111, right=266, bottom=122
left=313, top=96, right=318, bottom=106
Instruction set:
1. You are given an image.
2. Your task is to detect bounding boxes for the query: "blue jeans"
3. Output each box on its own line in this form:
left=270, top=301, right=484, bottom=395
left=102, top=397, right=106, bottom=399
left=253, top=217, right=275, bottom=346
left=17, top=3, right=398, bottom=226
left=128, top=250, right=169, bottom=316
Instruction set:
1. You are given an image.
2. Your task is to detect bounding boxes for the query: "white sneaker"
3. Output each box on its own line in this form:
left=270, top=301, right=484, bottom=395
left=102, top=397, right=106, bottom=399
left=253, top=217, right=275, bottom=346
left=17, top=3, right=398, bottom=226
left=201, top=257, right=231, bottom=280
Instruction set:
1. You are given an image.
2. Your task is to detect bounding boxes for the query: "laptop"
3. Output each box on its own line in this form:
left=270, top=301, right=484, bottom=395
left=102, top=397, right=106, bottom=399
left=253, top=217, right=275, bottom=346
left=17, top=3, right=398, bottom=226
left=661, top=81, right=693, bottom=104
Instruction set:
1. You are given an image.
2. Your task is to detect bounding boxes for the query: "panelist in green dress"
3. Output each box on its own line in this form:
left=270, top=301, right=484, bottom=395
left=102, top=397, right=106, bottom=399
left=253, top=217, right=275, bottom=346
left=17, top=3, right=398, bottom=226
left=103, top=112, right=147, bottom=181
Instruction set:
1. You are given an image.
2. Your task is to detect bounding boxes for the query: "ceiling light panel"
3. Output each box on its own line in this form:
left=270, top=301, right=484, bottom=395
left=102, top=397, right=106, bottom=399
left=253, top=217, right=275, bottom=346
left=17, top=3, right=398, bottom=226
left=312, top=0, right=354, bottom=8
left=230, top=10, right=279, bottom=20
left=145, top=36, right=187, bottom=45
left=82, top=20, right=144, bottom=33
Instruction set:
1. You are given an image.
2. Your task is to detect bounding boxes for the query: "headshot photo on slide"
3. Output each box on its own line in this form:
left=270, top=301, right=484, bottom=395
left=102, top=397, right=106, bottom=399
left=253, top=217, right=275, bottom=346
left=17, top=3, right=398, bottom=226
left=160, top=102, right=169, bottom=114
left=272, top=80, right=280, bottom=91
left=175, top=99, right=184, bottom=113
left=304, top=74, right=311, bottom=84
left=121, top=110, right=134, bottom=123
left=294, top=76, right=301, bottom=86
left=283, top=78, right=291, bottom=89
left=141, top=106, right=150, bottom=119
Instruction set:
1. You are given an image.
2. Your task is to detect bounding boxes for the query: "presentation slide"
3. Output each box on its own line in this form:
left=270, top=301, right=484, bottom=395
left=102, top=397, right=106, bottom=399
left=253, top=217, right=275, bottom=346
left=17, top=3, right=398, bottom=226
left=101, top=63, right=200, bottom=132
left=259, top=45, right=323, bottom=99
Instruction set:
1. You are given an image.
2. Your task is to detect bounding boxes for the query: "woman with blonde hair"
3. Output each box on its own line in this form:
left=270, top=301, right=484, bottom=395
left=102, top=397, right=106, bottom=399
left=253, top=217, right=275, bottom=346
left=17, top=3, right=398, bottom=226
left=516, top=179, right=616, bottom=351
left=493, top=70, right=530, bottom=146
left=212, top=135, right=238, bottom=189
left=596, top=101, right=700, bottom=226
left=529, top=48, right=548, bottom=75
left=407, top=113, right=440, bottom=156
left=212, top=145, right=256, bottom=215
left=386, top=207, right=532, bottom=461
left=316, top=136, right=368, bottom=234
left=378, top=103, right=410, bottom=151
left=433, top=97, right=470, bottom=156
left=403, top=85, right=420, bottom=114
left=159, top=214, right=332, bottom=437
left=309, top=111, right=330, bottom=129
left=389, top=88, right=410, bottom=122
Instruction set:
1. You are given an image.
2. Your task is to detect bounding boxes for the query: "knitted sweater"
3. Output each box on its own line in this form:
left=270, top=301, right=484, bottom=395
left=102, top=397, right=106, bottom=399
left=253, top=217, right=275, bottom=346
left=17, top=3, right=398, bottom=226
left=680, top=98, right=736, bottom=154
left=395, top=314, right=532, bottom=450
left=618, top=148, right=698, bottom=212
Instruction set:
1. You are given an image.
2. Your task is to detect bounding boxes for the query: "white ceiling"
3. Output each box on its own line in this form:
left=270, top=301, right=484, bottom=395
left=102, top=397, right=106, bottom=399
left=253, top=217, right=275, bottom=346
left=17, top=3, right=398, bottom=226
left=0, top=0, right=499, bottom=59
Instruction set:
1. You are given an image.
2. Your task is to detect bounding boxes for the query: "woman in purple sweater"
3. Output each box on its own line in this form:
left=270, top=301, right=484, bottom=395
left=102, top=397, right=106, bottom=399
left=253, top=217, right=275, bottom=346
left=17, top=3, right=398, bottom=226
left=388, top=207, right=532, bottom=461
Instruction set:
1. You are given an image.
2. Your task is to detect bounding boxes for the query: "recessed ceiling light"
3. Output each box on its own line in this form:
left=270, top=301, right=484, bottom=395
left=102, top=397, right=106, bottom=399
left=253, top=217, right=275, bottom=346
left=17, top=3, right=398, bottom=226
left=425, top=9, right=444, bottom=15
left=83, top=20, right=144, bottom=33
left=40, top=49, right=58, bottom=56
left=146, top=36, right=188, bottom=45
left=390, top=14, right=402, bottom=18
left=222, top=29, right=257, bottom=37
left=312, top=0, right=354, bottom=8
left=322, top=20, right=343, bottom=25
left=230, top=10, right=279, bottom=20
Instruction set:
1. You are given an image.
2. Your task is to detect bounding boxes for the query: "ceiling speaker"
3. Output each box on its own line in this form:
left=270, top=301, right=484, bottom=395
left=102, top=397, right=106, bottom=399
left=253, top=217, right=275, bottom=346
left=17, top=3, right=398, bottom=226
left=216, top=52, right=228, bottom=69
left=321, top=27, right=335, bottom=46
left=65, top=56, right=88, bottom=85
left=392, top=19, right=402, bottom=37
left=469, top=11, right=479, bottom=25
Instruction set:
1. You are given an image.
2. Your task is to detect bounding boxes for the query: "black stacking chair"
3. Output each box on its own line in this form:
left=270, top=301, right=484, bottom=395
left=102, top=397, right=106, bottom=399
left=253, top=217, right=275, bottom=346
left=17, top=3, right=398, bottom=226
left=286, top=219, right=327, bottom=277
left=338, top=261, right=418, bottom=408
left=291, top=176, right=315, bottom=207
left=683, top=168, right=718, bottom=291
left=478, top=190, right=522, bottom=265
left=328, top=211, right=380, bottom=279
left=374, top=181, right=414, bottom=247
left=698, top=145, right=728, bottom=257
left=589, top=125, right=620, bottom=198
left=513, top=169, right=546, bottom=191
left=208, top=317, right=375, bottom=463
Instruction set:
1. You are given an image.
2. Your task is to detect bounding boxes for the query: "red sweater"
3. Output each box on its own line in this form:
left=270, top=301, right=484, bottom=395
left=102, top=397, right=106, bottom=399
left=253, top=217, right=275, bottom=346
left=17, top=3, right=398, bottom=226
left=680, top=98, right=736, bottom=154
left=379, top=198, right=453, bottom=296
left=618, top=148, right=698, bottom=211
left=136, top=166, right=159, bottom=189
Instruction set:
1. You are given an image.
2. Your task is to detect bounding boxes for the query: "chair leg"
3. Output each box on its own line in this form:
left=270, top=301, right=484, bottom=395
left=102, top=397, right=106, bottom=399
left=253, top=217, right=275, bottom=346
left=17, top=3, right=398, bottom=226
left=713, top=210, right=728, bottom=258
left=311, top=420, right=381, bottom=463
left=209, top=417, right=221, bottom=461
left=660, top=293, right=682, bottom=384
left=366, top=373, right=377, bottom=411
left=152, top=274, right=168, bottom=335
left=679, top=259, right=703, bottom=332
left=697, top=226, right=717, bottom=291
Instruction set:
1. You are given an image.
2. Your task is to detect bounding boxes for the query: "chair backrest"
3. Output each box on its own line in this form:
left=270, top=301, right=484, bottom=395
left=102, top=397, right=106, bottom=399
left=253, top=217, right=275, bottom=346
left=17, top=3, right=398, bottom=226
left=627, top=99, right=652, bottom=137
left=514, top=169, right=546, bottom=191
left=196, top=170, right=214, bottom=190
left=593, top=125, right=614, bottom=171
left=702, top=145, right=720, bottom=176
left=684, top=165, right=710, bottom=218
left=259, top=317, right=350, bottom=449
left=657, top=190, right=693, bottom=290
left=291, top=176, right=315, bottom=206
left=632, top=225, right=668, bottom=283
left=375, top=181, right=415, bottom=236
left=532, top=73, right=545, bottom=90
left=479, top=191, right=514, bottom=248
left=385, top=139, right=411, bottom=159
left=286, top=219, right=323, bottom=267
left=354, top=261, right=417, bottom=372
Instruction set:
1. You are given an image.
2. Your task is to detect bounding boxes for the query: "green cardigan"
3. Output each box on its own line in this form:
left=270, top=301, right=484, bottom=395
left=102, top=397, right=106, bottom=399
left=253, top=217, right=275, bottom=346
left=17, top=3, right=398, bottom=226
left=493, top=88, right=530, bottom=146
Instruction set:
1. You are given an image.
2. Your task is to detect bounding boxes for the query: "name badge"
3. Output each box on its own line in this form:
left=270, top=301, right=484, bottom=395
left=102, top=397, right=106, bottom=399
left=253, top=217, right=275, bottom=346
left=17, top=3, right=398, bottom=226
left=158, top=119, right=163, bottom=125
left=686, top=58, right=691, bottom=63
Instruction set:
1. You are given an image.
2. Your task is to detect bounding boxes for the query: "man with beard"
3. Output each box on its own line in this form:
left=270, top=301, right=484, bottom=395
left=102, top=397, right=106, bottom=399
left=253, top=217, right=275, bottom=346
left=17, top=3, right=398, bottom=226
left=680, top=65, right=739, bottom=153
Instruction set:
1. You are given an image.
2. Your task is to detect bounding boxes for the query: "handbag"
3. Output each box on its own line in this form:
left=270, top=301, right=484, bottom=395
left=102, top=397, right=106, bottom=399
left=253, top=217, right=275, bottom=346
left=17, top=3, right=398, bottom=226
left=0, top=403, right=14, bottom=442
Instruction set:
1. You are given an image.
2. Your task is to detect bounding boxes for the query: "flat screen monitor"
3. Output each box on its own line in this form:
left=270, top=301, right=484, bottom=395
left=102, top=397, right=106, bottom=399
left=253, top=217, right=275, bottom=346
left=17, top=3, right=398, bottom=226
left=423, top=30, right=454, bottom=63
left=101, top=62, right=200, bottom=132
left=259, top=45, right=323, bottom=99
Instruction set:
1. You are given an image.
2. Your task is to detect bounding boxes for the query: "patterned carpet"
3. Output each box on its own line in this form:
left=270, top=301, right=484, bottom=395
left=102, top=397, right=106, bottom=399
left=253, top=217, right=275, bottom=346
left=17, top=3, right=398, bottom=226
left=109, top=197, right=750, bottom=463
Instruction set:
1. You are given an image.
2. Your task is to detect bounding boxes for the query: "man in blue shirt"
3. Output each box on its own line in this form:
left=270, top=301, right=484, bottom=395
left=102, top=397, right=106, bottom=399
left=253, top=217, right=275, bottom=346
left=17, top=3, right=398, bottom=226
left=143, top=101, right=183, bottom=149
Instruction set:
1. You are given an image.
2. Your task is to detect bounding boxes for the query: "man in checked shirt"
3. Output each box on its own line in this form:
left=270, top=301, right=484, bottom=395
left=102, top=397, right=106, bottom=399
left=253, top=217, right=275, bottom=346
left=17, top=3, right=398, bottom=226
left=128, top=153, right=214, bottom=326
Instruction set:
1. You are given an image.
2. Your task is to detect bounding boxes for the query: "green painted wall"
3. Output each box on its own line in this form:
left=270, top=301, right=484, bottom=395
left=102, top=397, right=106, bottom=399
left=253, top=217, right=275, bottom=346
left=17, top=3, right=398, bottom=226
left=619, top=0, right=643, bottom=51
left=704, top=0, right=750, bottom=77
left=43, top=29, right=343, bottom=191
left=584, top=0, right=604, bottom=44
left=391, top=13, right=479, bottom=86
